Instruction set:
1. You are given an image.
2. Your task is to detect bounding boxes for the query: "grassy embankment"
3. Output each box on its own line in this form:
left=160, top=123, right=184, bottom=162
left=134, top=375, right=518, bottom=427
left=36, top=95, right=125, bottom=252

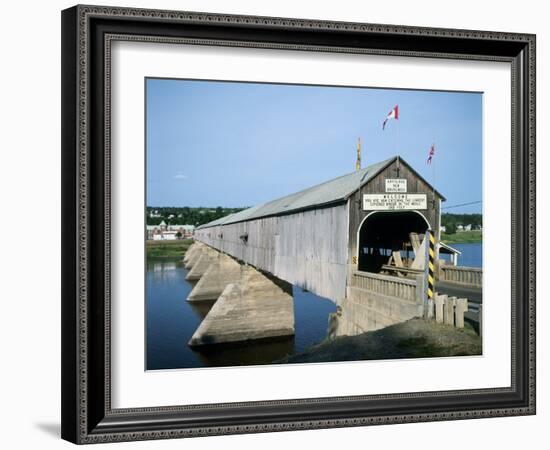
left=278, top=318, right=481, bottom=364
left=440, top=230, right=482, bottom=244
left=146, top=239, right=194, bottom=259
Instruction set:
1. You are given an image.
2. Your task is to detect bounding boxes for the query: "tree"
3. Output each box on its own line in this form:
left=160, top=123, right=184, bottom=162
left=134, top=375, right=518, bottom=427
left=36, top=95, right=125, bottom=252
left=445, top=223, right=457, bottom=235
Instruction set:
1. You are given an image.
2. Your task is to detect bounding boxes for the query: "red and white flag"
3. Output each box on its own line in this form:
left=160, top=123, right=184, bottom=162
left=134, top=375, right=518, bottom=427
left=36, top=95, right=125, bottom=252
left=382, top=105, right=398, bottom=130
left=427, top=144, right=435, bottom=164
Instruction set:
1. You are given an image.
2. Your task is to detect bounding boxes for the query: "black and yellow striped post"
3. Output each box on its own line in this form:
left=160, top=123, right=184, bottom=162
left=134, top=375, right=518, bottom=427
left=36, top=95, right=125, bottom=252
left=427, top=229, right=435, bottom=301
left=423, top=229, right=435, bottom=318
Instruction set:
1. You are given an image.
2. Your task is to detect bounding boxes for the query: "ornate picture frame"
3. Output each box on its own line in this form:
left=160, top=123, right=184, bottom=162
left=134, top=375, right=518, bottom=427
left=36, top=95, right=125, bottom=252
left=61, top=5, right=535, bottom=444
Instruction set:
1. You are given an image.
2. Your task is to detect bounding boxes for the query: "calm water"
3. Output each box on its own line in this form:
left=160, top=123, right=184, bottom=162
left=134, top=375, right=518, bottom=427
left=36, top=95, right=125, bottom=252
left=146, top=259, right=336, bottom=370
left=440, top=242, right=482, bottom=268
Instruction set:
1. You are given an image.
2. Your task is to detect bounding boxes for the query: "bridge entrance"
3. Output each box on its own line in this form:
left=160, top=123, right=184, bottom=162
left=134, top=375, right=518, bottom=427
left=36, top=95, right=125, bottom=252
left=357, top=211, right=429, bottom=273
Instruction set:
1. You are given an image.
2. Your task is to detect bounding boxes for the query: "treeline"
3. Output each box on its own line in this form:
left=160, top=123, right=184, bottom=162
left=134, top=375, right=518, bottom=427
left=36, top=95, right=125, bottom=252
left=146, top=206, right=247, bottom=227
left=147, top=207, right=481, bottom=231
left=441, top=213, right=482, bottom=234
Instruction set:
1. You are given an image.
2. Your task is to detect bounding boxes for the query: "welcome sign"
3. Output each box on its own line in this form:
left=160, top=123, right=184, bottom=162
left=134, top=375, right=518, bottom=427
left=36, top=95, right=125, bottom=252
left=363, top=193, right=427, bottom=210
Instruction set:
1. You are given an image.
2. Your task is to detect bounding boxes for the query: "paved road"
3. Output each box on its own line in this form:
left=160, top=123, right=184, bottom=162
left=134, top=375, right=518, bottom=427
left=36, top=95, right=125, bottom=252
left=435, top=281, right=482, bottom=323
left=436, top=281, right=482, bottom=304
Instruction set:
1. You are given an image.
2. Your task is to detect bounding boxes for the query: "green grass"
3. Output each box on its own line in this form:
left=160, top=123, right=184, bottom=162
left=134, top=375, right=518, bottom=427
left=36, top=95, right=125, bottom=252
left=146, top=239, right=194, bottom=259
left=440, top=230, right=482, bottom=244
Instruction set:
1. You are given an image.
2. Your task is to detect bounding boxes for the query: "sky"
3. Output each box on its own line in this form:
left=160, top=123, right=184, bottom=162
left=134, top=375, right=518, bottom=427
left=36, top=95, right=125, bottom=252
left=146, top=78, right=482, bottom=214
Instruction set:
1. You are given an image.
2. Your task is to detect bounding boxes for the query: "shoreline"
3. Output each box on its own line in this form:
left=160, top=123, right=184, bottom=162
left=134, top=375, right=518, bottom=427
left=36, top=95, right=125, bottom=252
left=440, top=230, right=482, bottom=245
left=146, top=239, right=193, bottom=259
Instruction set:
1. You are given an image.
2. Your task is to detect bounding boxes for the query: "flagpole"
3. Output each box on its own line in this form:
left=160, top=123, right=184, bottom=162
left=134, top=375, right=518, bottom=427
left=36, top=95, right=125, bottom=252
left=396, top=121, right=399, bottom=155
left=357, top=136, right=364, bottom=210
left=432, top=141, right=436, bottom=208
left=396, top=109, right=399, bottom=156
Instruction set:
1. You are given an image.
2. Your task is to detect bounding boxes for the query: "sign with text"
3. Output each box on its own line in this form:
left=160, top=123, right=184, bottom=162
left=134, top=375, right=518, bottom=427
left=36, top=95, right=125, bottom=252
left=363, top=193, right=427, bottom=211
left=385, top=178, right=407, bottom=193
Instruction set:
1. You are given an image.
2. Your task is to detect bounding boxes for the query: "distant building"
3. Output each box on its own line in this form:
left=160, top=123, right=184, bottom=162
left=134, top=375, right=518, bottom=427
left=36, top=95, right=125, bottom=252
left=464, top=224, right=472, bottom=231
left=146, top=221, right=195, bottom=240
left=439, top=242, right=461, bottom=266
left=457, top=224, right=464, bottom=231
left=440, top=225, right=446, bottom=233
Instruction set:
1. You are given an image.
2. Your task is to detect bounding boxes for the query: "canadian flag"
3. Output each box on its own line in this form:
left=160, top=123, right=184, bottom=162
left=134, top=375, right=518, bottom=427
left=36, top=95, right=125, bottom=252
left=382, top=105, right=398, bottom=130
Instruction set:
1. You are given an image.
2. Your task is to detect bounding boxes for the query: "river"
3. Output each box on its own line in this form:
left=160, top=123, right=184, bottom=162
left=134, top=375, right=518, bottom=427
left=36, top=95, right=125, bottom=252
left=439, top=242, right=482, bottom=268
left=147, top=242, right=482, bottom=370
left=146, top=259, right=336, bottom=370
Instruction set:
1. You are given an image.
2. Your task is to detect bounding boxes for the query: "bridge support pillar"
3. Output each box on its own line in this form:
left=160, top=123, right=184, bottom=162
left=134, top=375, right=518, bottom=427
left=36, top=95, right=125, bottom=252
left=183, top=242, right=200, bottom=265
left=188, top=266, right=294, bottom=347
left=185, top=248, right=218, bottom=281
left=188, top=254, right=242, bottom=302
left=337, top=278, right=424, bottom=337
left=184, top=243, right=205, bottom=269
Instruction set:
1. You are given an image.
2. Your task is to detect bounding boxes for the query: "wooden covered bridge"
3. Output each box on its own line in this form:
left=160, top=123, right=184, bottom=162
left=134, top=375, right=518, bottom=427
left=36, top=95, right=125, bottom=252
left=185, top=156, right=479, bottom=346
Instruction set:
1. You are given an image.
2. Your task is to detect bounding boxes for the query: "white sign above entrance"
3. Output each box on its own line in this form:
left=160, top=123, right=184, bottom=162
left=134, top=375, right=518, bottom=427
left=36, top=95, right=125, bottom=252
left=385, top=178, right=407, bottom=193
left=363, top=193, right=427, bottom=211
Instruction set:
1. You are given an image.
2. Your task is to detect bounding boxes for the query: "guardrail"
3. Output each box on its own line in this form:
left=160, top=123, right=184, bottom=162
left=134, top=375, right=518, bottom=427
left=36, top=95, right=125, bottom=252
left=351, top=271, right=422, bottom=303
left=439, top=265, right=482, bottom=287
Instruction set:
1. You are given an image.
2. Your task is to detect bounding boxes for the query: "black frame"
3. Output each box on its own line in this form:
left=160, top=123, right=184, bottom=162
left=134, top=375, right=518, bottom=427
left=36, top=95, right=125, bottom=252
left=61, top=4, right=536, bottom=444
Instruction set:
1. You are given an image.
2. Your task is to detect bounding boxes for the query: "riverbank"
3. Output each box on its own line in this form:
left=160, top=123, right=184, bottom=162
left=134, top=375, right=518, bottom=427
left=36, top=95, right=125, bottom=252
left=440, top=230, right=482, bottom=244
left=146, top=239, right=194, bottom=259
left=278, top=318, right=481, bottom=364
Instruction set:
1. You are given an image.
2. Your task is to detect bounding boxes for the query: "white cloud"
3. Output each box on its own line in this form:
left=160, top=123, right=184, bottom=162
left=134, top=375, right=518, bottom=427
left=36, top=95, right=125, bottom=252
left=173, top=173, right=188, bottom=180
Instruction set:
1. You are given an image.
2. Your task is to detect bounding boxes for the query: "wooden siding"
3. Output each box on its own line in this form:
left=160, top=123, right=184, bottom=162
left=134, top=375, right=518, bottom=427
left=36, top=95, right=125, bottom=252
left=348, top=158, right=443, bottom=268
left=194, top=203, right=350, bottom=303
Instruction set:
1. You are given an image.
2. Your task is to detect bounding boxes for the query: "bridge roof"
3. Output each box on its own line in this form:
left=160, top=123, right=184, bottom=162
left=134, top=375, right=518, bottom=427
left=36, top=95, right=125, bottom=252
left=197, top=156, right=443, bottom=229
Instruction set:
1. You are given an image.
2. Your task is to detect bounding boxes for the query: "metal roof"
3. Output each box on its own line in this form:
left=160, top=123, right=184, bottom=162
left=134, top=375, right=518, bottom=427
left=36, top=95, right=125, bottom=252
left=197, top=157, right=395, bottom=229
left=197, top=155, right=447, bottom=229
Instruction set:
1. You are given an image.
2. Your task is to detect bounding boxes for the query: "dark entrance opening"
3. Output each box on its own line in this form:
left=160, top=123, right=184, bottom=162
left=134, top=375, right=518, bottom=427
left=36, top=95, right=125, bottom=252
left=357, top=211, right=429, bottom=273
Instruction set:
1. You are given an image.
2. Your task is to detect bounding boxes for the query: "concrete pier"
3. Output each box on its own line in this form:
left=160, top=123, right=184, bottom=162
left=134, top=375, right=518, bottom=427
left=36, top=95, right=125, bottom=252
left=335, top=271, right=424, bottom=336
left=184, top=244, right=206, bottom=269
left=188, top=266, right=294, bottom=347
left=187, top=253, right=243, bottom=302
left=183, top=242, right=199, bottom=265
left=337, top=288, right=422, bottom=336
left=185, top=249, right=217, bottom=281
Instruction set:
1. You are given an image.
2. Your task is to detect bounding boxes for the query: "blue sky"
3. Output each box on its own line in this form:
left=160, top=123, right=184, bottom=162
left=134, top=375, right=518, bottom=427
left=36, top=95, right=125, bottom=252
left=146, top=78, right=482, bottom=213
